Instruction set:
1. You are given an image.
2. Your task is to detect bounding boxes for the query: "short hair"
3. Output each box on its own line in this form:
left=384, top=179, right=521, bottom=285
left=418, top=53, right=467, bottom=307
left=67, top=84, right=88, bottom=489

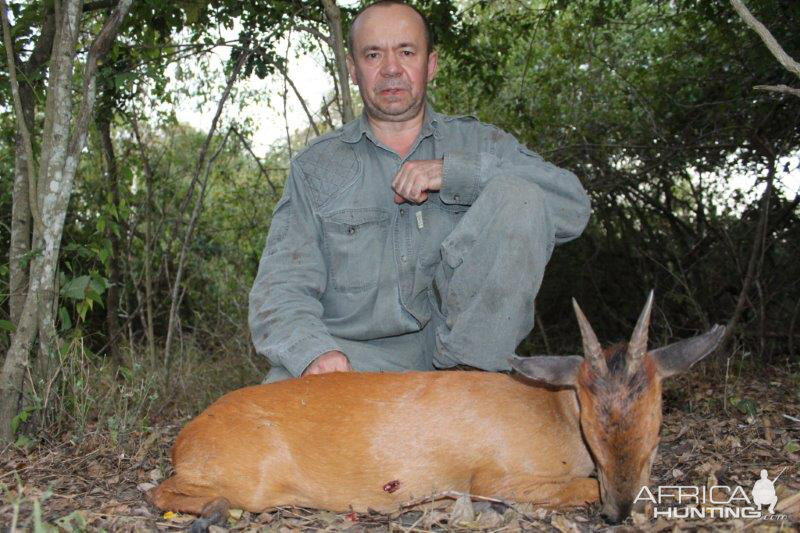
left=347, top=1, right=434, bottom=56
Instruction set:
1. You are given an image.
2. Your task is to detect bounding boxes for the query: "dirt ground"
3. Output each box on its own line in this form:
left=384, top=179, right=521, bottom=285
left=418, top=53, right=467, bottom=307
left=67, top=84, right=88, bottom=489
left=2, top=366, right=799, bottom=532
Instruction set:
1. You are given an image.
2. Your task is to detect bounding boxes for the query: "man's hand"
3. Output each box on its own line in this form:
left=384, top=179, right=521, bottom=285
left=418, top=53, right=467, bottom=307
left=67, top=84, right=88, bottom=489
left=392, top=159, right=443, bottom=204
left=302, top=350, right=352, bottom=376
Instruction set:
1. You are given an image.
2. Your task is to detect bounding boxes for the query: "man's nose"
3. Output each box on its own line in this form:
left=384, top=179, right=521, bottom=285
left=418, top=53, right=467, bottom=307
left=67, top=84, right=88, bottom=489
left=380, top=53, right=401, bottom=76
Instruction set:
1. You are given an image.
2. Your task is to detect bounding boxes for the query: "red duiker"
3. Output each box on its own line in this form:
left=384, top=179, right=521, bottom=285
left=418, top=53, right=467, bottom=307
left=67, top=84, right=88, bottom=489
left=147, top=292, right=724, bottom=528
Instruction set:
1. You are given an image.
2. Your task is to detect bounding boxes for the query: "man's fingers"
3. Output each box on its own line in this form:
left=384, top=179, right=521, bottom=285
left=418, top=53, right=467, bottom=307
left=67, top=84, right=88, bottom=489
left=393, top=163, right=424, bottom=204
left=393, top=165, right=412, bottom=201
left=303, top=351, right=351, bottom=376
left=392, top=160, right=442, bottom=204
left=396, top=174, right=426, bottom=203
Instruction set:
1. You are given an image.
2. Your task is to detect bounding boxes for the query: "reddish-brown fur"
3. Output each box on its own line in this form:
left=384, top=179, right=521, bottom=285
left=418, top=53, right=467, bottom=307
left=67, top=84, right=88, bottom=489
left=147, top=370, right=599, bottom=514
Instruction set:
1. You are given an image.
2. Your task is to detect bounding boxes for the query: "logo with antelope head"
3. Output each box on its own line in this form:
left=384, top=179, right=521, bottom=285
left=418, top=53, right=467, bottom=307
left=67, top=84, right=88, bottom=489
left=633, top=467, right=788, bottom=520
left=510, top=291, right=725, bottom=523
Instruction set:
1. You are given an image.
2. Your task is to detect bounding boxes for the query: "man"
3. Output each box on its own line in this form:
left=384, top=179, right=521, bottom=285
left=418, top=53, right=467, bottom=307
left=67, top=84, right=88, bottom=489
left=249, top=0, right=591, bottom=382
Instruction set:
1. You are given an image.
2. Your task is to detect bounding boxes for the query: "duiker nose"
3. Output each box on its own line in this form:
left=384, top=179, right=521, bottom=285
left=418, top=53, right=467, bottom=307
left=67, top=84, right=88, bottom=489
left=602, top=502, right=632, bottom=524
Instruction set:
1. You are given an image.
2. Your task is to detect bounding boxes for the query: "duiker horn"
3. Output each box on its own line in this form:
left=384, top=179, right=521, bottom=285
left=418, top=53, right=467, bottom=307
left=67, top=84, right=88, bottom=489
left=626, top=290, right=654, bottom=375
left=572, top=298, right=607, bottom=374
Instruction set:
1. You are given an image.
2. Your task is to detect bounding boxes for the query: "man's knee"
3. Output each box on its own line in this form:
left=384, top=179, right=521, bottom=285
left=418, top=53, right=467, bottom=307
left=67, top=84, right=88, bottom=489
left=441, top=175, right=553, bottom=265
left=482, top=175, right=548, bottom=219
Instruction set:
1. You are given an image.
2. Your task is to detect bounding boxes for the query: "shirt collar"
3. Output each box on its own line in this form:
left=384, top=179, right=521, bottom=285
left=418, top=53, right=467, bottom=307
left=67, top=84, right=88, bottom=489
left=341, top=100, right=442, bottom=144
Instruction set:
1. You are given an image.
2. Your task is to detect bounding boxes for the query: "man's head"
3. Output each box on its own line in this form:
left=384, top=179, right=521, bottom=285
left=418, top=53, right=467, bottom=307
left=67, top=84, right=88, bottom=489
left=346, top=1, right=438, bottom=123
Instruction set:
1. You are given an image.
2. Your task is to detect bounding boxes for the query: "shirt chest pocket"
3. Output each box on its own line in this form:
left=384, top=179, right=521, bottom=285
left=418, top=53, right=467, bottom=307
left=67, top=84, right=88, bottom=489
left=417, top=200, right=468, bottom=270
left=321, top=208, right=391, bottom=292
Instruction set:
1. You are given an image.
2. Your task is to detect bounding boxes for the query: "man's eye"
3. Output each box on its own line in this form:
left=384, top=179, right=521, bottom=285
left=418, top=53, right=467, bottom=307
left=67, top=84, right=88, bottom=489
left=367, top=52, right=378, bottom=59
left=402, top=50, right=413, bottom=56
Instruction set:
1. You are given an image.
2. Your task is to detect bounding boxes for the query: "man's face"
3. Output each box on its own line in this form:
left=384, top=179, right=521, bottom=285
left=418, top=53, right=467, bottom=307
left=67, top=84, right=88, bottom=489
left=346, top=4, right=438, bottom=123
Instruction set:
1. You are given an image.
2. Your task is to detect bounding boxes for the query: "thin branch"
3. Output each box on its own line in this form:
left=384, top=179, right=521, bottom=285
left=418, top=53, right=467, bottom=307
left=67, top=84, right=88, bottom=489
left=282, top=35, right=293, bottom=161
left=319, top=93, right=335, bottom=129
left=163, top=45, right=253, bottom=370
left=753, top=84, right=800, bottom=98
left=66, top=0, right=134, bottom=161
left=231, top=127, right=278, bottom=197
left=719, top=153, right=775, bottom=352
left=730, top=0, right=800, bottom=79
left=171, top=126, right=234, bottom=320
left=276, top=62, right=321, bottom=137
left=296, top=23, right=332, bottom=47
left=320, top=0, right=354, bottom=123
left=0, top=0, right=43, bottom=233
left=176, top=45, right=252, bottom=217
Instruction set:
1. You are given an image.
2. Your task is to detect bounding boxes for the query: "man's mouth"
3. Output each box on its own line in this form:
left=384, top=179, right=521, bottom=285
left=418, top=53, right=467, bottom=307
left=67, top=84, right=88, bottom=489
left=380, top=88, right=405, bottom=95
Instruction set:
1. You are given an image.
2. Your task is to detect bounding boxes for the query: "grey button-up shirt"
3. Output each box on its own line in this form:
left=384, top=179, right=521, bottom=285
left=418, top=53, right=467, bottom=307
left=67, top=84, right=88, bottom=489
left=249, top=102, right=591, bottom=377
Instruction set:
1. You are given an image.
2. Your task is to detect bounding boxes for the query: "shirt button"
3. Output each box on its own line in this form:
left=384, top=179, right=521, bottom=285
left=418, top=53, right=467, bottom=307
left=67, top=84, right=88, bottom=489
left=347, top=226, right=356, bottom=235
left=400, top=255, right=407, bottom=263
left=399, top=208, right=406, bottom=216
left=453, top=194, right=461, bottom=203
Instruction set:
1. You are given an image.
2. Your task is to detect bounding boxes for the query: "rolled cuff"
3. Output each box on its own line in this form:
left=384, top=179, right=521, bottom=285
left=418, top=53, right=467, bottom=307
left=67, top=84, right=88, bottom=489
left=280, top=333, right=343, bottom=377
left=441, top=151, right=482, bottom=205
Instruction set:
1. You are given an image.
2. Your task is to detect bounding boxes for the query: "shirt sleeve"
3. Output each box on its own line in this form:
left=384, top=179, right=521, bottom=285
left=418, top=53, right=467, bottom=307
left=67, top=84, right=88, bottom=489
left=248, top=162, right=342, bottom=377
left=440, top=128, right=592, bottom=244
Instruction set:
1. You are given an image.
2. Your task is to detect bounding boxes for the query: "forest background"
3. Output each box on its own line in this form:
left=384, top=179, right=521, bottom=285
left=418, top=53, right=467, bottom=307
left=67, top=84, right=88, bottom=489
left=0, top=0, right=798, bottom=448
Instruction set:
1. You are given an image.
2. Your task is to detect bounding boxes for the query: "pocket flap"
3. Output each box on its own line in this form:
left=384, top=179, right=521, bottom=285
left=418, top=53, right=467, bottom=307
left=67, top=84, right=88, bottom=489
left=322, top=208, right=390, bottom=228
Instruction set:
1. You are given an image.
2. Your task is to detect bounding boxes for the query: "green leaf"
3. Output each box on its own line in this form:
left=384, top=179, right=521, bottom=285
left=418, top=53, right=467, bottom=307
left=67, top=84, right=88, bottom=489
left=11, top=406, right=32, bottom=433
left=0, top=319, right=15, bottom=332
left=61, top=275, right=90, bottom=300
left=89, top=272, right=110, bottom=293
left=58, top=307, right=72, bottom=332
left=76, top=300, right=91, bottom=321
left=784, top=440, right=800, bottom=454
left=85, top=289, right=103, bottom=305
left=732, top=397, right=758, bottom=417
left=55, top=510, right=88, bottom=532
left=98, top=246, right=111, bottom=265
left=15, top=434, right=34, bottom=449
left=118, top=366, right=133, bottom=382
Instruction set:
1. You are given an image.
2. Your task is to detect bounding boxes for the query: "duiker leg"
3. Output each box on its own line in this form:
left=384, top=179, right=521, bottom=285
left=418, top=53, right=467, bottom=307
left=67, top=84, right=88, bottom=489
left=473, top=474, right=600, bottom=507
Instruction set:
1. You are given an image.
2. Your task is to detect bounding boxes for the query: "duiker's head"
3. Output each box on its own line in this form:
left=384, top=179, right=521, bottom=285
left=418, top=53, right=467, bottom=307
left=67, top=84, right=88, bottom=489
left=510, top=292, right=724, bottom=523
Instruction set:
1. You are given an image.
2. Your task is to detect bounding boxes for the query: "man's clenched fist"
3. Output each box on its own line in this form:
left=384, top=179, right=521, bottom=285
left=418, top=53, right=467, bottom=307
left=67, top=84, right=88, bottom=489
left=391, top=159, right=443, bottom=204
left=302, top=350, right=352, bottom=376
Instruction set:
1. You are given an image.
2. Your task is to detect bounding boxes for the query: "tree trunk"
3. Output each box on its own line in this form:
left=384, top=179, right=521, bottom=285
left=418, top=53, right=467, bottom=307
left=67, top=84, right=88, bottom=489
left=97, top=114, right=123, bottom=363
left=320, top=0, right=355, bottom=124
left=10, top=118, right=32, bottom=326
left=129, top=116, right=157, bottom=365
left=5, top=4, right=56, bottom=326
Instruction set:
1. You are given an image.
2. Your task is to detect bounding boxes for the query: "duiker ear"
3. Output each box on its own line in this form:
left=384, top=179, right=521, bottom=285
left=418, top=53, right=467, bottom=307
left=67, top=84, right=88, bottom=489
left=509, top=355, right=583, bottom=387
left=651, top=324, right=725, bottom=378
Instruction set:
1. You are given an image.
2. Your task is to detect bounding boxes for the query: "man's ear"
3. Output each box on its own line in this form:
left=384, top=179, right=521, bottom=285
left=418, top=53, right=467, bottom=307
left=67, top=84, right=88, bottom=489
left=346, top=54, right=357, bottom=85
left=427, top=50, right=438, bottom=82
left=509, top=355, right=583, bottom=387
left=651, top=324, right=725, bottom=378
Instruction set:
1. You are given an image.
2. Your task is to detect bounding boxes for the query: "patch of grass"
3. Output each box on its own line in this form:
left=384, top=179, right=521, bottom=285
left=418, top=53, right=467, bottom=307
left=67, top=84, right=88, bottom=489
left=15, top=330, right=268, bottom=450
